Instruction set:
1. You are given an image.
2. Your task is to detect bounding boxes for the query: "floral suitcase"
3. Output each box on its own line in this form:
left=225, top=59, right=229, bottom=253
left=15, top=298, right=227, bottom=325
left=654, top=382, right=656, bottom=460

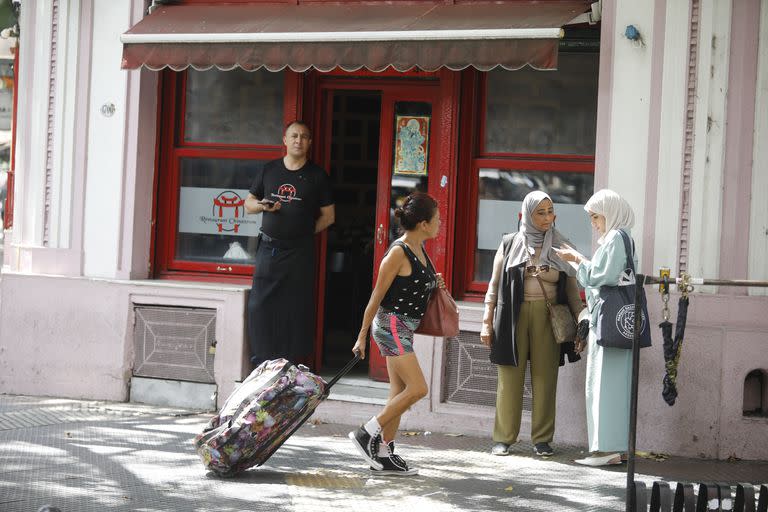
left=194, top=356, right=358, bottom=476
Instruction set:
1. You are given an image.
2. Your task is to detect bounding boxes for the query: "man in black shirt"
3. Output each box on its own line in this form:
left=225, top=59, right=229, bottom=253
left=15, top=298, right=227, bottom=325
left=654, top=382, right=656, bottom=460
left=245, top=121, right=335, bottom=366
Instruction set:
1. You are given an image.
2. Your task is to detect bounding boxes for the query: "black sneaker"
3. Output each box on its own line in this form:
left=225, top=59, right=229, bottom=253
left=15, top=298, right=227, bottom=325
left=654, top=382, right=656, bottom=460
left=533, top=442, right=554, bottom=456
left=348, top=426, right=383, bottom=470
left=369, top=442, right=418, bottom=476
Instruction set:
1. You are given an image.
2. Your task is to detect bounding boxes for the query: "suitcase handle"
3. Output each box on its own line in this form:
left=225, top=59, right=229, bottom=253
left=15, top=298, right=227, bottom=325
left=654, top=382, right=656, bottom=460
left=325, top=351, right=362, bottom=390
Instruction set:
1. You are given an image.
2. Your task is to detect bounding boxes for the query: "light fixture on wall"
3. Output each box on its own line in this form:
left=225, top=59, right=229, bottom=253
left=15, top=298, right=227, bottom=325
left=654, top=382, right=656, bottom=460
left=624, top=24, right=645, bottom=48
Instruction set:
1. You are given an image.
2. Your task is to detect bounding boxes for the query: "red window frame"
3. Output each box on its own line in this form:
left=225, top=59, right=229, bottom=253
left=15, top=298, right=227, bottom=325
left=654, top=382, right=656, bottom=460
left=454, top=70, right=596, bottom=301
left=152, top=69, right=300, bottom=282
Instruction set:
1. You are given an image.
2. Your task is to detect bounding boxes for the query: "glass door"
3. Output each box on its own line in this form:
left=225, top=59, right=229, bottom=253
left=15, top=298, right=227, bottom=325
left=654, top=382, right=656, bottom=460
left=368, top=89, right=443, bottom=381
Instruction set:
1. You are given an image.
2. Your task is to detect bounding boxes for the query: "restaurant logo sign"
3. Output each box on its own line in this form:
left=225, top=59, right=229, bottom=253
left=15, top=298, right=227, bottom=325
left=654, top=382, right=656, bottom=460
left=178, top=187, right=261, bottom=237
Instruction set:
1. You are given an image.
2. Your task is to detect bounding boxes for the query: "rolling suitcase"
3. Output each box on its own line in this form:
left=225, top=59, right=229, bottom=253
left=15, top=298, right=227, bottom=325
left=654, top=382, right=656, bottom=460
left=194, top=354, right=360, bottom=477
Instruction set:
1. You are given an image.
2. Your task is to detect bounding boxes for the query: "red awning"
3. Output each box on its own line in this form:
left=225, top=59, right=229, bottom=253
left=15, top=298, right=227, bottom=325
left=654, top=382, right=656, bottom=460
left=121, top=2, right=589, bottom=72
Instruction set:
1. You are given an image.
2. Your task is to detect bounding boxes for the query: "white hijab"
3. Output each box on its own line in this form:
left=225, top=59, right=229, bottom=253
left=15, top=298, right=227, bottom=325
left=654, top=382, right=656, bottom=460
left=506, top=190, right=574, bottom=275
left=584, top=189, right=635, bottom=244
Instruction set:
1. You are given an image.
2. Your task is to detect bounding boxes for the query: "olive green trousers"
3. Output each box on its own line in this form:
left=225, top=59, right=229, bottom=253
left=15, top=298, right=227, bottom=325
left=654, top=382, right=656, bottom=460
left=493, top=300, right=560, bottom=445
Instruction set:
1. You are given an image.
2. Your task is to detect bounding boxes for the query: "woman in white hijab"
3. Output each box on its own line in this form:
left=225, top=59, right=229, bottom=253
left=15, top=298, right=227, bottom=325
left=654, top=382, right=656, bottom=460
left=554, top=189, right=637, bottom=466
left=481, top=191, right=584, bottom=457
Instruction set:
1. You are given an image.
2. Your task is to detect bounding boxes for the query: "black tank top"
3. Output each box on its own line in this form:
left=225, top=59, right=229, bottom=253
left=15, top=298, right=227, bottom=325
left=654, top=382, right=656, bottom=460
left=380, top=241, right=438, bottom=319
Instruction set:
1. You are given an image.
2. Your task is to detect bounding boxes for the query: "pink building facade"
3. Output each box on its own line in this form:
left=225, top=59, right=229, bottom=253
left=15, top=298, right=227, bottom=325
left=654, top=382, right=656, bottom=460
left=1, top=0, right=766, bottom=460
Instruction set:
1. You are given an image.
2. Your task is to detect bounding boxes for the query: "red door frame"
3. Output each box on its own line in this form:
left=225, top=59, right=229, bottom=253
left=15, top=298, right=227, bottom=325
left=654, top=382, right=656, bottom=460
left=310, top=71, right=459, bottom=378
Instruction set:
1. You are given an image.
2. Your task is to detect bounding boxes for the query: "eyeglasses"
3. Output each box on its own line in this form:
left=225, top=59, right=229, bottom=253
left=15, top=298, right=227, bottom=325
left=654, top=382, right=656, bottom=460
left=525, top=264, right=551, bottom=275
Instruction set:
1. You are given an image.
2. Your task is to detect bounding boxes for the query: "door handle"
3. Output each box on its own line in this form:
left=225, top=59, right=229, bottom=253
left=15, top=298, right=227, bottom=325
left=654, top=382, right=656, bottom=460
left=376, top=223, right=384, bottom=245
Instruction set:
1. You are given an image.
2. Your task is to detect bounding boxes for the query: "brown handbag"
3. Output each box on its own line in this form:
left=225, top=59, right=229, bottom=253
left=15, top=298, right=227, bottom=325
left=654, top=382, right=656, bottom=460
left=415, top=287, right=460, bottom=337
left=534, top=274, right=577, bottom=344
left=414, top=248, right=460, bottom=337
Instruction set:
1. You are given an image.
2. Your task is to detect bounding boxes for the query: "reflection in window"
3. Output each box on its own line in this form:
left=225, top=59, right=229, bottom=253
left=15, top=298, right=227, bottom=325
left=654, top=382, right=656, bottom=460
left=175, top=158, right=269, bottom=264
left=184, top=69, right=284, bottom=145
left=474, top=169, right=594, bottom=281
left=485, top=53, right=599, bottom=155
left=389, top=175, right=428, bottom=243
left=389, top=101, right=431, bottom=243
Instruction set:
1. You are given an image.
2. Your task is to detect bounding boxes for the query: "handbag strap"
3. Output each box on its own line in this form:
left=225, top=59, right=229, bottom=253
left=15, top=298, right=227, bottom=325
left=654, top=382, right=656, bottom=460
left=617, top=229, right=637, bottom=274
left=533, top=273, right=553, bottom=308
left=420, top=242, right=437, bottom=276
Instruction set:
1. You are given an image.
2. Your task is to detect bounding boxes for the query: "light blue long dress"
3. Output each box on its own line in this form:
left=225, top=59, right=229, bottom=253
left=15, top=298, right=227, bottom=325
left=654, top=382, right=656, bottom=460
left=576, top=229, right=635, bottom=452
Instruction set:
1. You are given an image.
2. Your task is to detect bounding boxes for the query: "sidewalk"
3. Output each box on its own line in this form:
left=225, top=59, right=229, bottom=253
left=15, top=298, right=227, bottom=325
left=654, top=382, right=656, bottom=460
left=1, top=394, right=766, bottom=512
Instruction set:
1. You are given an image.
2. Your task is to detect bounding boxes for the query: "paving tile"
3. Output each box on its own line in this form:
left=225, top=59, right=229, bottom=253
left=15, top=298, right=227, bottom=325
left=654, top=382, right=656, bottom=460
left=0, top=395, right=765, bottom=512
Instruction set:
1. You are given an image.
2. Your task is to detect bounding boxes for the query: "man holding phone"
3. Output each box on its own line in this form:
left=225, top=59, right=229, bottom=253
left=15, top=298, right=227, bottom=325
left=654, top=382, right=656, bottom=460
left=244, top=121, right=335, bottom=367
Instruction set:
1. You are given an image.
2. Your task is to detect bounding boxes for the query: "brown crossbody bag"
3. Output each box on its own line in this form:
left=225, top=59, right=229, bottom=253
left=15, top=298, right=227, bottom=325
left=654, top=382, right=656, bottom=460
left=534, top=273, right=577, bottom=344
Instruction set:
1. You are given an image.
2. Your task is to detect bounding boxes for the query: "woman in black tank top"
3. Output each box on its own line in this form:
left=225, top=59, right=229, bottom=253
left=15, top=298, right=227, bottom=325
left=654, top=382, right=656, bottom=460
left=348, top=192, right=446, bottom=476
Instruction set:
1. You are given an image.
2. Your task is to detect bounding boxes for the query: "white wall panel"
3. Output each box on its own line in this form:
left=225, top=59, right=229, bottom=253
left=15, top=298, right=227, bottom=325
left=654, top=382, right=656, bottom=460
left=606, top=0, right=656, bottom=269
left=749, top=0, right=768, bottom=295
left=83, top=0, right=132, bottom=277
left=687, top=0, right=731, bottom=292
left=652, top=0, right=691, bottom=272
left=12, top=1, right=54, bottom=248
left=48, top=0, right=80, bottom=249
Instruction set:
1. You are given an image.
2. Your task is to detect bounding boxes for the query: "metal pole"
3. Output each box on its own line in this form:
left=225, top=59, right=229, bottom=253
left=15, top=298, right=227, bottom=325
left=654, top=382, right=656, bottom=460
left=623, top=273, right=768, bottom=510
left=642, top=276, right=768, bottom=288
left=626, top=273, right=644, bottom=512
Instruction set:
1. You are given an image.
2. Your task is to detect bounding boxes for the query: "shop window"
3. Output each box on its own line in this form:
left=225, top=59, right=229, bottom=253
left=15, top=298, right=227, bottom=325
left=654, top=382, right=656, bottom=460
left=155, top=68, right=294, bottom=281
left=184, top=69, right=283, bottom=146
left=456, top=49, right=599, bottom=298
left=743, top=369, right=767, bottom=418
left=473, top=168, right=594, bottom=282
left=484, top=53, right=599, bottom=156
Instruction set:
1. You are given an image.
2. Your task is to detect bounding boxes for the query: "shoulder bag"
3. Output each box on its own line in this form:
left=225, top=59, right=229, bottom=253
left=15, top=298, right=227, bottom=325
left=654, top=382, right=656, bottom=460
left=534, top=274, right=577, bottom=344
left=595, top=229, right=653, bottom=349
left=414, top=247, right=460, bottom=337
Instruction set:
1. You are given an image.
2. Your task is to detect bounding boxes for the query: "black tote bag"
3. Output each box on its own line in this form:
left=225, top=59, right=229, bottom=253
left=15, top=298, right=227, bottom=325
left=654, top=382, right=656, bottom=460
left=595, top=230, right=652, bottom=349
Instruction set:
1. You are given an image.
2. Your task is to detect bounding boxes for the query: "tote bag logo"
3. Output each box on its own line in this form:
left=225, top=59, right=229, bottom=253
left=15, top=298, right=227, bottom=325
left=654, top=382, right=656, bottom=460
left=212, top=191, right=245, bottom=233
left=616, top=304, right=647, bottom=339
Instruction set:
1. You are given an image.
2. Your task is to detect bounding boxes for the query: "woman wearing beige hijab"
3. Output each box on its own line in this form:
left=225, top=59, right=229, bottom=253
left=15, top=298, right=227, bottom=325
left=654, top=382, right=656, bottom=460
left=555, top=189, right=638, bottom=466
left=481, top=191, right=583, bottom=457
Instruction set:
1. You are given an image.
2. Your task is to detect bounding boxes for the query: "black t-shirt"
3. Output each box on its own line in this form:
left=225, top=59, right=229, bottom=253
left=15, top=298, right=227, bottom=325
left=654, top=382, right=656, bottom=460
left=249, top=159, right=333, bottom=240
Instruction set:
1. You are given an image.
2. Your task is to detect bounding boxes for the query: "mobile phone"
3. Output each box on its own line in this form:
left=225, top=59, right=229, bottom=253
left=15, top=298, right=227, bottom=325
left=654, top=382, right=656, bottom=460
left=260, top=199, right=276, bottom=206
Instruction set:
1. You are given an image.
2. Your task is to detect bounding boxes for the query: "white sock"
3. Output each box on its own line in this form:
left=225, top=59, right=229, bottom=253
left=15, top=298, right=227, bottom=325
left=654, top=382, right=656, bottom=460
left=378, top=439, right=390, bottom=457
left=363, top=416, right=381, bottom=436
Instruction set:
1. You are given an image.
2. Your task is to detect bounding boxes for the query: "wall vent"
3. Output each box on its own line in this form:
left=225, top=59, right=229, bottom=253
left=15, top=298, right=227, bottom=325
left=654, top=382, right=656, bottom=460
left=443, top=330, right=532, bottom=411
left=132, top=305, right=216, bottom=384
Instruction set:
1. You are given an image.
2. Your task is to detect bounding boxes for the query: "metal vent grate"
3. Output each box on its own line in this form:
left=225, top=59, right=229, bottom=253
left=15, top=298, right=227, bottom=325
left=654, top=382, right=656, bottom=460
left=443, top=330, right=532, bottom=411
left=133, top=305, right=216, bottom=384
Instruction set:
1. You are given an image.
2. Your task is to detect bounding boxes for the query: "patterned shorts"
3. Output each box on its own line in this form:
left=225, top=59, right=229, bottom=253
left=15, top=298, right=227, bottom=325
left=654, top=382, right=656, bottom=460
left=371, top=309, right=421, bottom=357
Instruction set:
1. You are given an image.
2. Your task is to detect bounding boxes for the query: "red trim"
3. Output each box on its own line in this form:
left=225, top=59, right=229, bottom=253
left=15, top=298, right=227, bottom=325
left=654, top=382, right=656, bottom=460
left=173, top=147, right=282, bottom=159
left=454, top=70, right=480, bottom=297
left=474, top=157, right=594, bottom=172
left=482, top=152, right=596, bottom=160
left=4, top=45, right=19, bottom=229
left=177, top=71, right=188, bottom=146
left=155, top=271, right=252, bottom=285
left=176, top=141, right=283, bottom=150
left=311, top=87, right=335, bottom=371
